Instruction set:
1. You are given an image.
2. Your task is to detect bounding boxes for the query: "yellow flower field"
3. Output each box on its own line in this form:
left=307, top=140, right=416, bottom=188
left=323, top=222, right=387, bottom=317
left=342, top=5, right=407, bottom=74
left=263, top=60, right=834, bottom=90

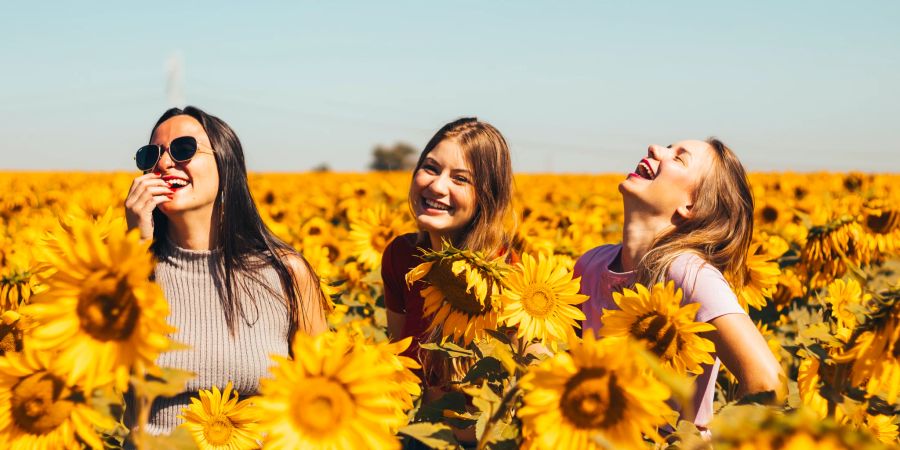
left=0, top=171, right=898, bottom=449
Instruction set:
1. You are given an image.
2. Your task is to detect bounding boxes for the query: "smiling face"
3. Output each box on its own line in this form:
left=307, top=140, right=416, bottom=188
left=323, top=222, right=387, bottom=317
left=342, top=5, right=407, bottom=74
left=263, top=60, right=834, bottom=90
left=409, top=139, right=478, bottom=244
left=150, top=115, right=219, bottom=218
left=619, top=139, right=717, bottom=220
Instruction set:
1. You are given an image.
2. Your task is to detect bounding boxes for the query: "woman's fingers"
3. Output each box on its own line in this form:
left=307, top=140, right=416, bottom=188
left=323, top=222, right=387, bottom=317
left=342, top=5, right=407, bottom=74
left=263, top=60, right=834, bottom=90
left=125, top=173, right=173, bottom=241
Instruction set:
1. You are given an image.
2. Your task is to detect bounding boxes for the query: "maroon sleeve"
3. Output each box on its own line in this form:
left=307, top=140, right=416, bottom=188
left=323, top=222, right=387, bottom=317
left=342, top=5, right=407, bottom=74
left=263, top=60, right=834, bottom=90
left=382, top=235, right=410, bottom=314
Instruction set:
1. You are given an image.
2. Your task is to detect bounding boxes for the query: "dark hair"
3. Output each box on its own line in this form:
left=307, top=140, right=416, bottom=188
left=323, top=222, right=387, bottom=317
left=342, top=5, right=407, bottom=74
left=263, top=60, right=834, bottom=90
left=411, top=117, right=516, bottom=256
left=149, top=106, right=325, bottom=345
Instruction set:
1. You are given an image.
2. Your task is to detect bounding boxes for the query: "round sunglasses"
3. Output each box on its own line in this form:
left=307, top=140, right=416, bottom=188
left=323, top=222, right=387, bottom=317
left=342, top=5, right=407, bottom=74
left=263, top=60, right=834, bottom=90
left=134, top=136, right=214, bottom=171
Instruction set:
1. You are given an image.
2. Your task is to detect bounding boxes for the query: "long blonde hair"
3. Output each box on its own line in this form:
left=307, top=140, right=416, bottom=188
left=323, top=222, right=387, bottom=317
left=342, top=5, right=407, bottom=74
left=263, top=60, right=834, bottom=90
left=635, top=138, right=754, bottom=290
left=411, top=117, right=516, bottom=256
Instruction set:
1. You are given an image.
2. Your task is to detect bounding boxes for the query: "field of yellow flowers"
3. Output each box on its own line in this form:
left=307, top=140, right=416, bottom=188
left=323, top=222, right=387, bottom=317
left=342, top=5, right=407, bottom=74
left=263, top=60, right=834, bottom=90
left=0, top=171, right=899, bottom=449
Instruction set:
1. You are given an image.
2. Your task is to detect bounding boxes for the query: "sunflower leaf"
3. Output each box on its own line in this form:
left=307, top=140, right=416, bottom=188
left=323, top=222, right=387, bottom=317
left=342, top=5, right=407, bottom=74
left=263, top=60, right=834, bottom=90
left=131, top=427, right=197, bottom=450
left=460, top=356, right=507, bottom=384
left=399, top=422, right=460, bottom=450
left=420, top=341, right=476, bottom=358
left=483, top=328, right=512, bottom=345
left=131, top=367, right=196, bottom=405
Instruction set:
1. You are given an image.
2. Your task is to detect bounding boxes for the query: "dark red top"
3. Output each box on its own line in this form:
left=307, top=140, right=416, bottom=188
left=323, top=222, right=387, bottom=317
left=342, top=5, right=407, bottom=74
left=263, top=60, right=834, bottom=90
left=382, top=233, right=430, bottom=362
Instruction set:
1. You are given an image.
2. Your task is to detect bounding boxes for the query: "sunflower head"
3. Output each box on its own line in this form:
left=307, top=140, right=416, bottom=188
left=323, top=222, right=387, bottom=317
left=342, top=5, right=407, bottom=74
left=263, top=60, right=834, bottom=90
left=0, top=347, right=115, bottom=450
left=499, top=252, right=587, bottom=350
left=179, top=382, right=262, bottom=450
left=519, top=333, right=674, bottom=449
left=602, top=281, right=716, bottom=376
left=407, top=244, right=508, bottom=345
left=20, top=212, right=174, bottom=391
left=347, top=205, right=413, bottom=271
left=256, top=329, right=419, bottom=450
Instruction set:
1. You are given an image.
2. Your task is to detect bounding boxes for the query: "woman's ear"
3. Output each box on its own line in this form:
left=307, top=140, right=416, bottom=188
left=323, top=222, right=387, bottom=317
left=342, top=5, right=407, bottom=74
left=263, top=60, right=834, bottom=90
left=676, top=203, right=694, bottom=221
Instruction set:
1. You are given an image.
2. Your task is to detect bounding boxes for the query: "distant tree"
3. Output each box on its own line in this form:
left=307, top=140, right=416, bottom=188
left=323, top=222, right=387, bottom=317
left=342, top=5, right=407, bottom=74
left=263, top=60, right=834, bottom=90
left=312, top=162, right=331, bottom=172
left=369, top=142, right=418, bottom=171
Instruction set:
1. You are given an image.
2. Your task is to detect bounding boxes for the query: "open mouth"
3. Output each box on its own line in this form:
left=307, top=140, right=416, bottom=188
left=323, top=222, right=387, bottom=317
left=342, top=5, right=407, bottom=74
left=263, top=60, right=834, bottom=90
left=422, top=197, right=452, bottom=212
left=633, top=159, right=656, bottom=180
left=163, top=176, right=191, bottom=192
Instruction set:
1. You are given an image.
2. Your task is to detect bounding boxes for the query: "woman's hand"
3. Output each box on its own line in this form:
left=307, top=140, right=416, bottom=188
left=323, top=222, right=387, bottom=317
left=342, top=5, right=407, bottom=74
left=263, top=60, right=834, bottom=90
left=124, top=173, right=172, bottom=241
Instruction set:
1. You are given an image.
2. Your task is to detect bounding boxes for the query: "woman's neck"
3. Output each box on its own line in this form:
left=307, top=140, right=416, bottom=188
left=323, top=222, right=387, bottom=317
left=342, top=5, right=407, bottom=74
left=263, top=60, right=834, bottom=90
left=167, top=212, right=218, bottom=250
left=619, top=208, right=672, bottom=273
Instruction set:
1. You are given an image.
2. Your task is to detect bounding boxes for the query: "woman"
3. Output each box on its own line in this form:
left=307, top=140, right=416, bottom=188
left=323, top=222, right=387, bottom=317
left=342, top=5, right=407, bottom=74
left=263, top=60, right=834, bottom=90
left=382, top=117, right=515, bottom=362
left=124, top=106, right=328, bottom=435
left=574, top=138, right=784, bottom=429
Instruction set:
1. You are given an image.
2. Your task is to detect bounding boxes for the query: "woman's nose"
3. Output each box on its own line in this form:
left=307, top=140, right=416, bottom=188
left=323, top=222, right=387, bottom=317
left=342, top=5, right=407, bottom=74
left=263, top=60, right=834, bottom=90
left=647, top=144, right=667, bottom=160
left=426, top=174, right=450, bottom=196
left=155, top=147, right=176, bottom=172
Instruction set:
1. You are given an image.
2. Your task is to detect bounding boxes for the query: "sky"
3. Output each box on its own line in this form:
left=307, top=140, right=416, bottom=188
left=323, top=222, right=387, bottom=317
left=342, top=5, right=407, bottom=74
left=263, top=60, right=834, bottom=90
left=1, top=1, right=898, bottom=173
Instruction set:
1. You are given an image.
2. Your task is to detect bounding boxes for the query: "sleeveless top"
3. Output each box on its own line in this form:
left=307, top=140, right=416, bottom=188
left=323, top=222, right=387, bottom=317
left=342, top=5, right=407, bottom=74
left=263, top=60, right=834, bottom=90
left=127, top=243, right=290, bottom=436
left=574, top=244, right=746, bottom=427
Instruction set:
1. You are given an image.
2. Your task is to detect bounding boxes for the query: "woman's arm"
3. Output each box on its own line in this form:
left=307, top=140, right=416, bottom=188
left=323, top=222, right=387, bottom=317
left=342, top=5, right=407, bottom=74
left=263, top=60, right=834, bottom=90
left=705, top=313, right=785, bottom=401
left=285, top=255, right=328, bottom=336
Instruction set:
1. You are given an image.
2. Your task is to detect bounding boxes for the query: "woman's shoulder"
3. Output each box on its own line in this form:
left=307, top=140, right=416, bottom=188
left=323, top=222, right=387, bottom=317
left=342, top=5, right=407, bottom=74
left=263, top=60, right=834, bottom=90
left=668, top=252, right=745, bottom=322
left=574, top=243, right=621, bottom=276
left=382, top=233, right=423, bottom=273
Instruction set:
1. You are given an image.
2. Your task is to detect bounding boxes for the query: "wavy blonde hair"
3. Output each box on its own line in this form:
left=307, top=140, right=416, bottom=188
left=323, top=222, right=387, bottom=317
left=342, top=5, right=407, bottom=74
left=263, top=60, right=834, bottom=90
left=635, top=138, right=754, bottom=290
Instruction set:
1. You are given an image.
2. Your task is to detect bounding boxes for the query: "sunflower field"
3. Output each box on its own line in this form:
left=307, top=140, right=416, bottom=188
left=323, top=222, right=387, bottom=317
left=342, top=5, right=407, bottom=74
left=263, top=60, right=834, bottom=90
left=1, top=171, right=899, bottom=449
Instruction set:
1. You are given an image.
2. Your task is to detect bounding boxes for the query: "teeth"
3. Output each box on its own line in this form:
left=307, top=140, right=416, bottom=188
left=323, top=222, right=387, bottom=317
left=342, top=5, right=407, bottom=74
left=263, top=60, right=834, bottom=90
left=424, top=198, right=451, bottom=211
left=167, top=179, right=189, bottom=187
left=637, top=161, right=654, bottom=179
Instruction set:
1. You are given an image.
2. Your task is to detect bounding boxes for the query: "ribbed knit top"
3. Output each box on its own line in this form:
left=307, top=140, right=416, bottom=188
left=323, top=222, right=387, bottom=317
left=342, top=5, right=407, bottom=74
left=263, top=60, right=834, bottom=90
left=131, top=243, right=290, bottom=436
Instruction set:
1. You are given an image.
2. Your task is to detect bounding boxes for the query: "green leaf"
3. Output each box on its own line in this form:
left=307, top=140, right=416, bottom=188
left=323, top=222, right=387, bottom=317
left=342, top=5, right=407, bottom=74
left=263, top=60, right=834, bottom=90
left=400, top=422, right=460, bottom=450
left=131, top=367, right=196, bottom=404
left=460, top=357, right=507, bottom=384
left=483, top=328, right=512, bottom=345
left=475, top=338, right=517, bottom=375
left=463, top=381, right=502, bottom=441
left=416, top=391, right=471, bottom=427
left=420, top=342, right=476, bottom=358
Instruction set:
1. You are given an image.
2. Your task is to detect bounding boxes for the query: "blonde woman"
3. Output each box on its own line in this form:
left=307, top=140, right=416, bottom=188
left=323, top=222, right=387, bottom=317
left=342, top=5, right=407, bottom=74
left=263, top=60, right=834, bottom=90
left=575, top=139, right=784, bottom=430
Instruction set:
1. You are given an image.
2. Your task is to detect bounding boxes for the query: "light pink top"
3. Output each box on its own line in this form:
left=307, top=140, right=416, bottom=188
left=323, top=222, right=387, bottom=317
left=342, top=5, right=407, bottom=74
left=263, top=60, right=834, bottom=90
left=574, top=244, right=746, bottom=427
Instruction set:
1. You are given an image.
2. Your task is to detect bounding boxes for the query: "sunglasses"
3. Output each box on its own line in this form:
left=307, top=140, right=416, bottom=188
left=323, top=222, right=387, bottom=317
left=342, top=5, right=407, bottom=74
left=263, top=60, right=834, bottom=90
left=134, top=136, right=214, bottom=171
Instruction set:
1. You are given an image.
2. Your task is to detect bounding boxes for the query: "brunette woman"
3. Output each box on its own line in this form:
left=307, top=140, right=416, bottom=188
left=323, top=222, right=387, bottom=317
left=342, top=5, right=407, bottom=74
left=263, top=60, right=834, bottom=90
left=124, top=106, right=328, bottom=435
left=575, top=138, right=784, bottom=430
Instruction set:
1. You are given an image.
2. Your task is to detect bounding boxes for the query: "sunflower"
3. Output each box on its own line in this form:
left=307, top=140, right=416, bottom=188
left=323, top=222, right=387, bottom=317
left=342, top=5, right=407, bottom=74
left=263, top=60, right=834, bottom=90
left=406, top=245, right=507, bottom=345
left=601, top=281, right=716, bottom=376
left=861, top=199, right=900, bottom=256
left=801, top=215, right=868, bottom=288
left=836, top=298, right=900, bottom=403
left=518, top=333, right=673, bottom=449
left=179, top=382, right=262, bottom=450
left=499, top=253, right=587, bottom=349
left=0, top=347, right=115, bottom=450
left=824, top=279, right=870, bottom=329
left=19, top=215, right=174, bottom=392
left=256, top=329, right=419, bottom=450
left=347, top=205, right=412, bottom=271
left=735, top=243, right=781, bottom=311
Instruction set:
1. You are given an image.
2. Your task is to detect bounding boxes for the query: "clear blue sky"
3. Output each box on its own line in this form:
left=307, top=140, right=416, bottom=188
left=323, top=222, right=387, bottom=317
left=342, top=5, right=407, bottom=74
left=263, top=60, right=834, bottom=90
left=1, top=1, right=897, bottom=172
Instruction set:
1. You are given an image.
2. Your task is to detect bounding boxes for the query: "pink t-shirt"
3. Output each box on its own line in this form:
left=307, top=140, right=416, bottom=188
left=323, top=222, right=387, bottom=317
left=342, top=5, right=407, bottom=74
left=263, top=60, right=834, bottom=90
left=574, top=244, right=746, bottom=428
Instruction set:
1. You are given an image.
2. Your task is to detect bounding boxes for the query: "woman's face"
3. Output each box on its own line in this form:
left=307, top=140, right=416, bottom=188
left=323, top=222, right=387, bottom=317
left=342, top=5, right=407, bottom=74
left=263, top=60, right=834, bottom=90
left=619, top=139, right=716, bottom=220
left=409, top=139, right=477, bottom=243
left=150, top=115, right=219, bottom=217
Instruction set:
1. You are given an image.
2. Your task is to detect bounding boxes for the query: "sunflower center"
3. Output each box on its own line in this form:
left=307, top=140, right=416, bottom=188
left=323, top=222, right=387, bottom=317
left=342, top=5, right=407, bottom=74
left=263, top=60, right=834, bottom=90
left=371, top=227, right=391, bottom=254
left=560, top=368, right=626, bottom=429
left=761, top=205, right=779, bottom=224
left=866, top=210, right=899, bottom=234
left=0, top=322, right=23, bottom=355
left=10, top=371, right=77, bottom=435
left=631, top=313, right=680, bottom=359
left=290, top=377, right=354, bottom=436
left=76, top=273, right=140, bottom=341
left=521, top=284, right=556, bottom=318
left=426, top=261, right=492, bottom=315
left=203, top=415, right=234, bottom=445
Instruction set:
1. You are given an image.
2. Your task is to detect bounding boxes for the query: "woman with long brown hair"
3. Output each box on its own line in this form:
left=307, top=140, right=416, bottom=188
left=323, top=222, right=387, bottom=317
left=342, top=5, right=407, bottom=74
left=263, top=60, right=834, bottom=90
left=123, top=106, right=328, bottom=435
left=575, top=138, right=784, bottom=430
left=381, top=117, right=516, bottom=364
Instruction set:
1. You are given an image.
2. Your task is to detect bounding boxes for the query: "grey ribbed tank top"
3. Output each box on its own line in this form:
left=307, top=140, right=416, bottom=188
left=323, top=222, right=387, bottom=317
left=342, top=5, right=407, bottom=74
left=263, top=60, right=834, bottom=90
left=129, top=243, right=290, bottom=436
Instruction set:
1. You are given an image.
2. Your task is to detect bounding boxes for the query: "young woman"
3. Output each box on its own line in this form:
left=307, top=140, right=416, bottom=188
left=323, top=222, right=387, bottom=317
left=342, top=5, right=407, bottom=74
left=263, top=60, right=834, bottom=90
left=574, top=138, right=784, bottom=429
left=381, top=117, right=516, bottom=366
left=124, top=106, right=328, bottom=435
